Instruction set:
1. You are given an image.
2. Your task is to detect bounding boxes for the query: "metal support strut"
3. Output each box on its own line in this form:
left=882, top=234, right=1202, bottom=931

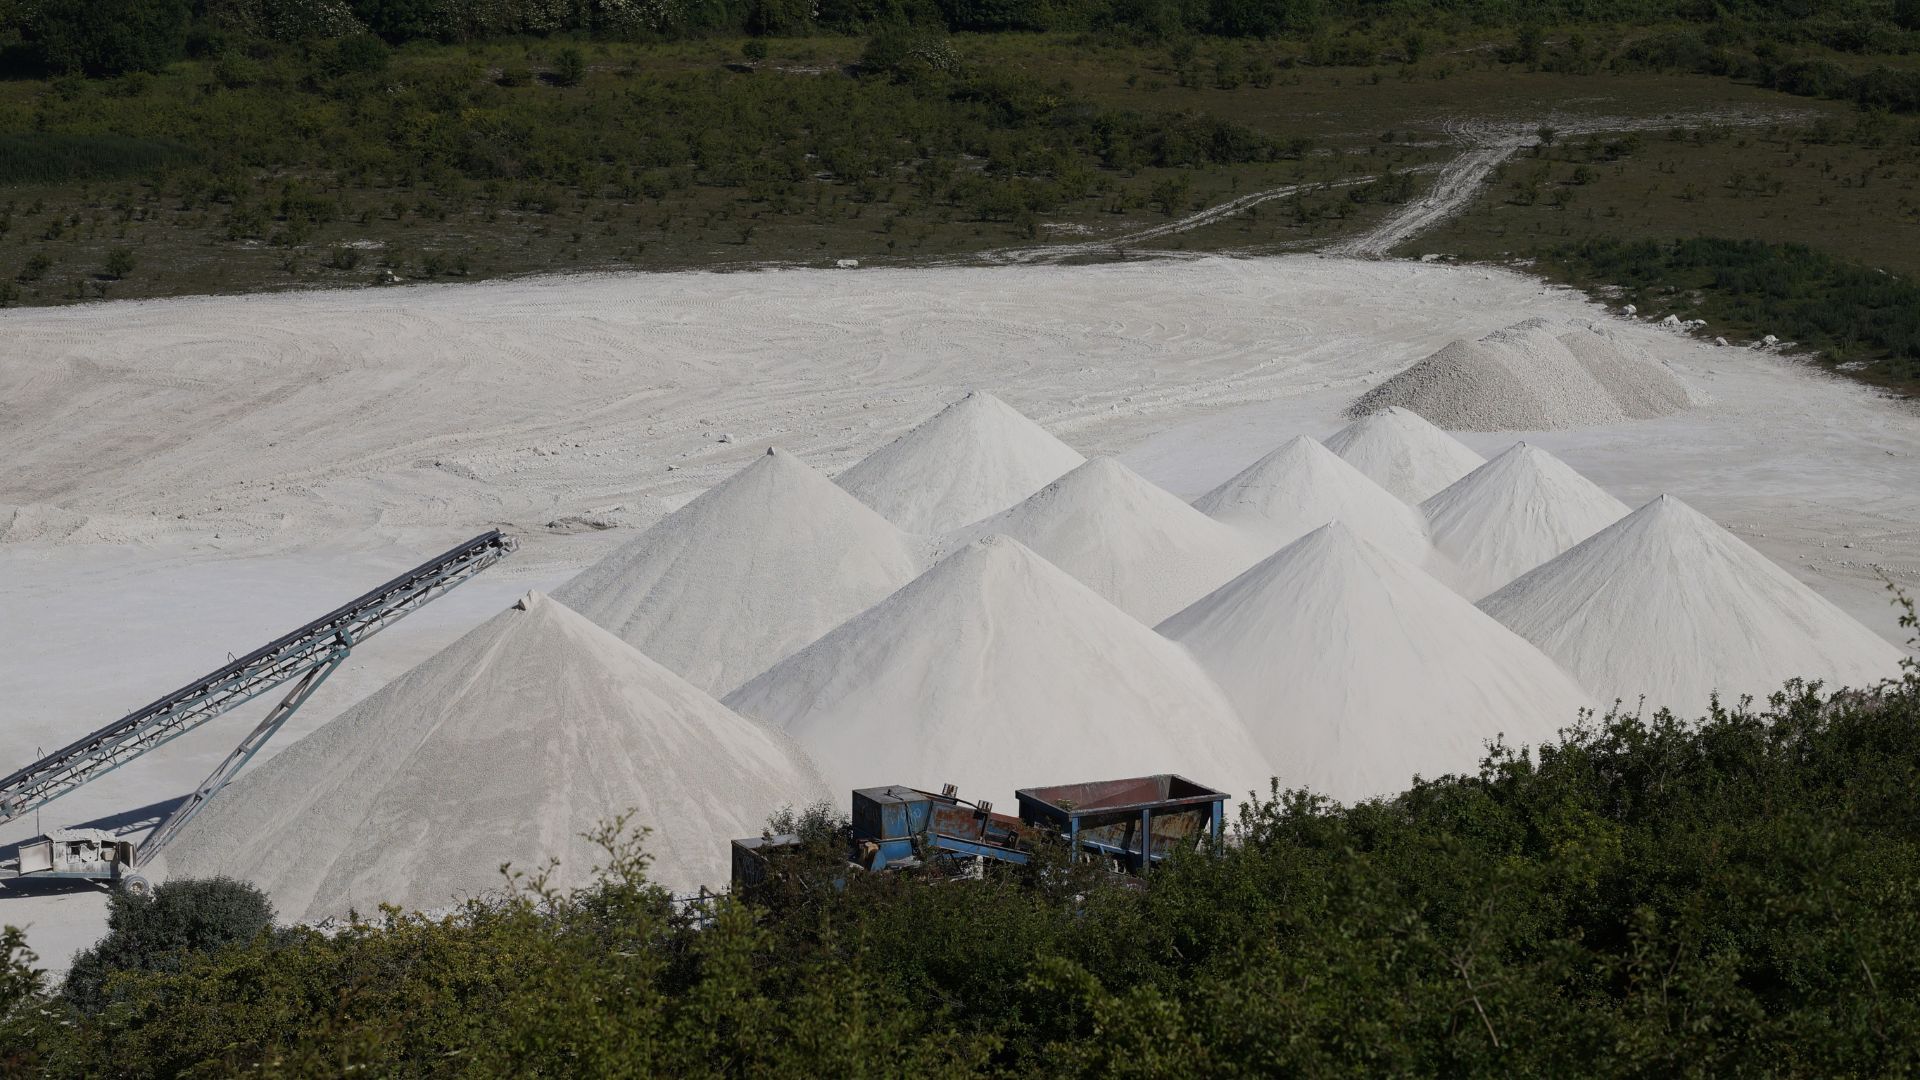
left=134, top=637, right=351, bottom=868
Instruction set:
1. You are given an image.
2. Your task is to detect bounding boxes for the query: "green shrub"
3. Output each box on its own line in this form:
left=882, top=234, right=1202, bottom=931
left=551, top=46, right=586, bottom=87
left=62, top=877, right=274, bottom=1015
left=26, top=0, right=192, bottom=76
left=0, top=135, right=194, bottom=185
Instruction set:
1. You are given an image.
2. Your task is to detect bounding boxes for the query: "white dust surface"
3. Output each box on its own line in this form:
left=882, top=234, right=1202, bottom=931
left=1190, top=435, right=1438, bottom=568
left=1351, top=317, right=1693, bottom=431
left=1322, top=405, right=1487, bottom=503
left=163, top=591, right=829, bottom=922
left=835, top=391, right=1086, bottom=535
left=552, top=447, right=924, bottom=697
left=945, top=457, right=1271, bottom=624
left=1421, top=442, right=1632, bottom=599
left=4, top=255, right=1918, bottom=969
left=1480, top=495, right=1910, bottom=711
left=1158, top=523, right=1590, bottom=802
left=725, top=536, right=1275, bottom=807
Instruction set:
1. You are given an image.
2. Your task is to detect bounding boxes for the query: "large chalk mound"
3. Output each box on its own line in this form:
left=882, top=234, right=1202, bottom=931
left=726, top=535, right=1274, bottom=805
left=1323, top=406, right=1485, bottom=504
left=1158, top=523, right=1589, bottom=802
left=835, top=391, right=1085, bottom=534
left=1421, top=442, right=1630, bottom=599
left=554, top=447, right=922, bottom=696
left=1480, top=495, right=1908, bottom=710
left=1350, top=318, right=1691, bottom=431
left=1191, top=435, right=1434, bottom=567
left=1557, top=324, right=1699, bottom=419
left=951, top=457, right=1270, bottom=624
left=165, top=592, right=830, bottom=922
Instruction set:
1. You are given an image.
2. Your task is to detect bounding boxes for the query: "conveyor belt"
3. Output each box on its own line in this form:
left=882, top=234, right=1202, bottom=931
left=0, top=531, right=515, bottom=825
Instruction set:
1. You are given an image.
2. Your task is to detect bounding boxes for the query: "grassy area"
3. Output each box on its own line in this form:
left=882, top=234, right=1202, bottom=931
left=0, top=29, right=1917, bottom=391
left=1409, top=112, right=1920, bottom=391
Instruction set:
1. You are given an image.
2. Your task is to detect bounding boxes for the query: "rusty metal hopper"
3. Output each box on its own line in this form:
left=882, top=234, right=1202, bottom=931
left=1015, top=774, right=1226, bottom=875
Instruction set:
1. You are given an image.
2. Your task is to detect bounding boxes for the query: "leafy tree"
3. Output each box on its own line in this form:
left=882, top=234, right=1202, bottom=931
left=26, top=0, right=192, bottom=76
left=328, top=32, right=390, bottom=76
left=63, top=877, right=274, bottom=1014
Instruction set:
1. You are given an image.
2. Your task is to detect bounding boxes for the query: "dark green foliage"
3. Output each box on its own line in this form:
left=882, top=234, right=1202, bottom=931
left=61, top=877, right=274, bottom=1015
left=327, top=32, right=390, bottom=76
left=101, top=246, right=134, bottom=279
left=550, top=45, right=586, bottom=86
left=0, top=135, right=193, bottom=184
left=5, top=662, right=1919, bottom=1074
left=24, top=0, right=192, bottom=76
left=1549, top=237, right=1920, bottom=387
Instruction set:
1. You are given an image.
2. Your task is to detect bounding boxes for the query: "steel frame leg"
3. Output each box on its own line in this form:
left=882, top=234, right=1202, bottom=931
left=134, top=641, right=351, bottom=867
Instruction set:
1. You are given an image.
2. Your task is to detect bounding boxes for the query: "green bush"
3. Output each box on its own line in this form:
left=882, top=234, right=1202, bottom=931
left=328, top=32, right=390, bottom=76
left=4, top=654, right=1918, bottom=1073
left=61, top=877, right=274, bottom=1015
left=550, top=46, right=586, bottom=86
left=25, top=0, right=192, bottom=76
left=1550, top=237, right=1920, bottom=386
left=0, top=135, right=194, bottom=185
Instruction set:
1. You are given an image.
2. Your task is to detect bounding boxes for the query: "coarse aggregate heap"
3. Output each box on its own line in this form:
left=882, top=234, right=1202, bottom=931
left=1350, top=317, right=1694, bottom=431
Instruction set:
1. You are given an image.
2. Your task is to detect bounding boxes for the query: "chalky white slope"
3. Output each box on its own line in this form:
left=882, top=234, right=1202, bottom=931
left=1190, top=435, right=1435, bottom=567
left=1350, top=317, right=1692, bottom=431
left=1323, top=406, right=1485, bottom=504
left=1420, top=442, right=1631, bottom=599
left=554, top=448, right=922, bottom=696
left=725, top=535, right=1275, bottom=804
left=1158, top=523, right=1590, bottom=802
left=165, top=592, right=830, bottom=922
left=1480, top=495, right=1908, bottom=709
left=835, top=391, right=1086, bottom=535
left=950, top=457, right=1271, bottom=624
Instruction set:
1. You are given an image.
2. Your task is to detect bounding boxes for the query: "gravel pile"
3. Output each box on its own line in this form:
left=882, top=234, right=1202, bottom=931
left=1351, top=318, right=1696, bottom=431
left=1557, top=324, right=1699, bottom=419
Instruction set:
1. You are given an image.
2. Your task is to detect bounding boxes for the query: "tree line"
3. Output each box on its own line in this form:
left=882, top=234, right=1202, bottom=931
left=5, top=0, right=1920, bottom=79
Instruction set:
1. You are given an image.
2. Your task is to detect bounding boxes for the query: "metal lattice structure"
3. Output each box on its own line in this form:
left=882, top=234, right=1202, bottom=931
left=0, top=531, right=515, bottom=836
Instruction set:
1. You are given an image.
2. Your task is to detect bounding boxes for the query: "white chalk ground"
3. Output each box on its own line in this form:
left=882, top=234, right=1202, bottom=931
left=3, top=255, right=1917, bottom=970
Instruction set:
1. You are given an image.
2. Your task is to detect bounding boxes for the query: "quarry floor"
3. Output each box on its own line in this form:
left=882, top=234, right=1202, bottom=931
left=3, top=255, right=1917, bottom=970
